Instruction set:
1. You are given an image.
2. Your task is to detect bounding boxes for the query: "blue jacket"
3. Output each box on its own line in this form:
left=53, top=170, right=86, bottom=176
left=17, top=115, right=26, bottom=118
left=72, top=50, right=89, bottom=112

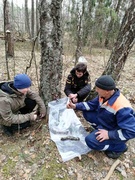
left=76, top=89, right=135, bottom=141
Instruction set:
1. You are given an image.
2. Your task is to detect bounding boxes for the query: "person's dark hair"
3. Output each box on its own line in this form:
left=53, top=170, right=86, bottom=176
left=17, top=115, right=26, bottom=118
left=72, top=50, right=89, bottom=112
left=75, top=63, right=87, bottom=73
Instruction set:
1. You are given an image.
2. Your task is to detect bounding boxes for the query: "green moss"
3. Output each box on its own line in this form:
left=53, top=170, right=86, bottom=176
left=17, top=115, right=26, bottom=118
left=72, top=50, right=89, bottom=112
left=32, top=159, right=69, bottom=180
left=2, top=159, right=16, bottom=178
left=2, top=144, right=20, bottom=157
left=115, top=171, right=124, bottom=180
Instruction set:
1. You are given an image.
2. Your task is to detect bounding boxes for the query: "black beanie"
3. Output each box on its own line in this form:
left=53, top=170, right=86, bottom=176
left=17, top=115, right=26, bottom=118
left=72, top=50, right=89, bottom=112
left=95, top=75, right=115, bottom=90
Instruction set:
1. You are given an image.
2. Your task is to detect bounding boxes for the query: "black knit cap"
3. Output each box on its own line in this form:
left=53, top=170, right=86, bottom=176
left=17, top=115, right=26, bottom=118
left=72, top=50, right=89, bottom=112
left=95, top=75, right=116, bottom=90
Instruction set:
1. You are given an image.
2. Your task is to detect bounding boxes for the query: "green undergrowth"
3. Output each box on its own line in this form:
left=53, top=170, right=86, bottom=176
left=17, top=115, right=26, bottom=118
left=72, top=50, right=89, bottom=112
left=2, top=158, right=16, bottom=178
left=32, top=159, right=69, bottom=180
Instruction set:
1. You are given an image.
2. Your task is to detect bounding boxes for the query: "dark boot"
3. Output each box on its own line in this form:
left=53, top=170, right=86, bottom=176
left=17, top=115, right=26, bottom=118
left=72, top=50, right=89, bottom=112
left=11, top=121, right=31, bottom=131
left=104, top=146, right=128, bottom=159
left=2, top=125, right=14, bottom=136
left=3, top=121, right=31, bottom=136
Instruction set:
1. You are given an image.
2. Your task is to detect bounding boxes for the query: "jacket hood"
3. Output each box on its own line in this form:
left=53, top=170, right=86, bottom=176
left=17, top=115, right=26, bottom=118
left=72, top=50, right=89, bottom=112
left=0, top=82, right=23, bottom=97
left=0, top=82, right=15, bottom=94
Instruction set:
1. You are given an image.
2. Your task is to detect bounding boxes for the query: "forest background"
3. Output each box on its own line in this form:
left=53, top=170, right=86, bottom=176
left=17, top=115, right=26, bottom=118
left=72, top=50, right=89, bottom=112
left=0, top=0, right=135, bottom=179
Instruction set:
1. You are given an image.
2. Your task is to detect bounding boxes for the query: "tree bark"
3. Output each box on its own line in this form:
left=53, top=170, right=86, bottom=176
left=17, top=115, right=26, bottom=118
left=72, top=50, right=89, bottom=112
left=31, top=0, right=35, bottom=39
left=103, top=1, right=135, bottom=81
left=75, top=1, right=85, bottom=65
left=87, top=1, right=135, bottom=100
left=25, top=0, right=31, bottom=38
left=3, top=0, right=10, bottom=79
left=104, top=0, right=122, bottom=48
left=36, top=0, right=39, bottom=49
left=39, top=0, right=63, bottom=106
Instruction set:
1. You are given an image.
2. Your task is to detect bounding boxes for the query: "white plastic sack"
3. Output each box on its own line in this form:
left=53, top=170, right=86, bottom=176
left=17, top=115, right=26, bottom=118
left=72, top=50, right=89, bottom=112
left=48, top=97, right=91, bottom=162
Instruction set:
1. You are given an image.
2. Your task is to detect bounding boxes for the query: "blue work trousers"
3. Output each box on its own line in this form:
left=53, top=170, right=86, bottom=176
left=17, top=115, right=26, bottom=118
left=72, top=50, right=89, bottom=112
left=83, top=111, right=127, bottom=152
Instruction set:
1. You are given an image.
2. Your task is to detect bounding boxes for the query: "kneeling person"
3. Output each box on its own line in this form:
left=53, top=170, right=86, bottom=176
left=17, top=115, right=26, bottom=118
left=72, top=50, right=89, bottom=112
left=67, top=75, right=135, bottom=159
left=0, top=74, right=46, bottom=136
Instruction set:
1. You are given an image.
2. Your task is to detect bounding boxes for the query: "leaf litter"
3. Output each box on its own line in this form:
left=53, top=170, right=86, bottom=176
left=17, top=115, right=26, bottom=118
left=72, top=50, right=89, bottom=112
left=0, top=40, right=135, bottom=179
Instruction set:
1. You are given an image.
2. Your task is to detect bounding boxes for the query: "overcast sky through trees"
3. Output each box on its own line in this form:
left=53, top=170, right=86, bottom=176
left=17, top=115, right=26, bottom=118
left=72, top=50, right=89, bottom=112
left=0, top=0, right=31, bottom=8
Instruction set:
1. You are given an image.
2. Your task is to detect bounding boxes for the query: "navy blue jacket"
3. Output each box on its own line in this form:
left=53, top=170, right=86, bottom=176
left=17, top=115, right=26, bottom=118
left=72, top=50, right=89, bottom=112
left=76, top=89, right=135, bottom=141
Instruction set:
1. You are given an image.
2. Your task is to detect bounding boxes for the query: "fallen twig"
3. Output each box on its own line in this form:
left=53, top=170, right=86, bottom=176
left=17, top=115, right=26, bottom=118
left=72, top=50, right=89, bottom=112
left=104, top=159, right=121, bottom=180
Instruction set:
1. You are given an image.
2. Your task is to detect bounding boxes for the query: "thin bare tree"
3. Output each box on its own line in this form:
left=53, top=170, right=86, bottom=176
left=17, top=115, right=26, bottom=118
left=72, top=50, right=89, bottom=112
left=25, top=0, right=31, bottom=38
left=31, top=0, right=34, bottom=39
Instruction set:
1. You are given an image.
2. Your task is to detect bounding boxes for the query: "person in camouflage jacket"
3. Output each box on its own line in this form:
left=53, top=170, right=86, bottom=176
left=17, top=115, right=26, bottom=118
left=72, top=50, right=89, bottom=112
left=0, top=74, right=46, bottom=136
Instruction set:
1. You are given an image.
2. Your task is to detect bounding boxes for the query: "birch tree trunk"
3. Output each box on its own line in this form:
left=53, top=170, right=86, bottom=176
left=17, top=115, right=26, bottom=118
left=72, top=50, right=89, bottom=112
left=87, top=0, right=135, bottom=100
left=36, top=0, right=39, bottom=48
left=39, top=0, right=63, bottom=106
left=103, top=0, right=135, bottom=81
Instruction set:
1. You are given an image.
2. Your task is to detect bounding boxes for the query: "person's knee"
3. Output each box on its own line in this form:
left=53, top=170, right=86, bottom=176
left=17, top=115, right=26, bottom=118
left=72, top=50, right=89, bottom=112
left=85, top=132, right=104, bottom=150
left=85, top=134, right=97, bottom=149
left=85, top=135, right=91, bottom=147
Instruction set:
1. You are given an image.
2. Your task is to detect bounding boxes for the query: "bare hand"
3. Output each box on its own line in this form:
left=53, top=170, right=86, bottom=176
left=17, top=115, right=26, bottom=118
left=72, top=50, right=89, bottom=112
left=71, top=97, right=78, bottom=103
left=68, top=93, right=77, bottom=99
left=39, top=113, right=45, bottom=118
left=33, top=114, right=37, bottom=120
left=67, top=100, right=76, bottom=109
left=95, top=129, right=109, bottom=142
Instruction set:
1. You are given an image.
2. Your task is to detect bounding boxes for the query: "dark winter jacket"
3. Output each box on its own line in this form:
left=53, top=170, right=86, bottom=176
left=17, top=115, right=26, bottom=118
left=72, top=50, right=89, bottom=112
left=0, top=81, right=46, bottom=126
left=64, top=68, right=91, bottom=101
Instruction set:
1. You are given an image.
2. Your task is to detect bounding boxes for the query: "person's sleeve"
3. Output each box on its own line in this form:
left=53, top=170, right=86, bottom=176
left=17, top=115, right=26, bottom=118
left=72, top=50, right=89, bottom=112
left=77, top=84, right=91, bottom=97
left=76, top=96, right=99, bottom=111
left=77, top=74, right=91, bottom=97
left=108, top=108, right=135, bottom=140
left=27, top=90, right=46, bottom=115
left=64, top=75, right=73, bottom=96
left=0, top=98, right=35, bottom=126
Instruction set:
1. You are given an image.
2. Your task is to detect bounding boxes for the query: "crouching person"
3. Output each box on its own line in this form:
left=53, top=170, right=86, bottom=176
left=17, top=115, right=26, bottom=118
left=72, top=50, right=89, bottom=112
left=64, top=63, right=91, bottom=103
left=67, top=75, right=135, bottom=159
left=0, top=74, right=46, bottom=136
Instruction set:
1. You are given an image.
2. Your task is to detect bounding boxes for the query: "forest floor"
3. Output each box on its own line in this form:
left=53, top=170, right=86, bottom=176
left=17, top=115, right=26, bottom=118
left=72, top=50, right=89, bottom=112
left=0, top=39, right=135, bottom=180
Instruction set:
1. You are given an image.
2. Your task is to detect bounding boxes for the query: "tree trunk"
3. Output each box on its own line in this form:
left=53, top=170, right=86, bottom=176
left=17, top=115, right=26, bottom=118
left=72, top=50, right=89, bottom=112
left=25, top=0, right=31, bottom=38
left=4, top=0, right=14, bottom=57
left=39, top=0, right=63, bottom=106
left=87, top=1, right=135, bottom=100
left=103, top=1, right=135, bottom=81
left=31, top=0, right=35, bottom=39
left=104, top=0, right=122, bottom=48
left=3, top=0, right=10, bottom=79
left=75, top=1, right=84, bottom=65
left=36, top=0, right=39, bottom=49
left=6, top=30, right=14, bottom=57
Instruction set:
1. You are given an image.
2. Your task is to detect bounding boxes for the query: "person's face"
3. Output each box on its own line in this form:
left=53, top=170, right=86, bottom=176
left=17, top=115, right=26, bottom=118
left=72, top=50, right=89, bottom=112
left=75, top=70, right=83, bottom=78
left=17, top=87, right=30, bottom=95
left=95, top=87, right=111, bottom=100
